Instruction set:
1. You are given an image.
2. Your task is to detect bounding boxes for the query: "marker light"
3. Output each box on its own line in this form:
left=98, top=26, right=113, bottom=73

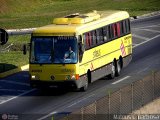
left=69, top=74, right=79, bottom=80
left=31, top=75, right=39, bottom=80
left=31, top=75, right=36, bottom=79
left=75, top=74, right=79, bottom=80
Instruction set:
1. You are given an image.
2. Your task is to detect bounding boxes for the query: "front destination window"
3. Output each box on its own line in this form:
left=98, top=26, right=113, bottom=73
left=30, top=36, right=78, bottom=64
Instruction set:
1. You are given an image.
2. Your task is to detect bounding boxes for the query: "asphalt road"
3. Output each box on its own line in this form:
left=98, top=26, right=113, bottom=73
left=0, top=14, right=160, bottom=120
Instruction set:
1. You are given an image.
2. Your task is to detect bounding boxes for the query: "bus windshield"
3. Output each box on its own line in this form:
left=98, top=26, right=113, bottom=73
left=30, top=36, right=78, bottom=64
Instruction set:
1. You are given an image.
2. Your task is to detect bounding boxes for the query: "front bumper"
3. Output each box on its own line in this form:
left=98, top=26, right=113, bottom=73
left=30, top=75, right=86, bottom=89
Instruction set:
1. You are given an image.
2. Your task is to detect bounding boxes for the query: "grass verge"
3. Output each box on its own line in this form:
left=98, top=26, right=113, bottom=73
left=0, top=51, right=29, bottom=73
left=0, top=0, right=160, bottom=29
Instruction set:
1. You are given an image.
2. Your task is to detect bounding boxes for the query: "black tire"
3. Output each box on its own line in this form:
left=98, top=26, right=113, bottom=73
left=30, top=81, right=37, bottom=88
left=115, top=59, right=121, bottom=77
left=108, top=61, right=116, bottom=79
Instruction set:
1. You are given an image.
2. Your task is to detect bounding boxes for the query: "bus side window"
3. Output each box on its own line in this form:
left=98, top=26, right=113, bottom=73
left=103, top=26, right=108, bottom=42
left=120, top=21, right=124, bottom=36
left=128, top=19, right=131, bottom=33
left=125, top=19, right=131, bottom=34
left=88, top=32, right=92, bottom=48
left=86, top=32, right=93, bottom=49
left=83, top=33, right=88, bottom=50
left=112, top=24, right=115, bottom=38
left=92, top=30, right=97, bottom=46
left=99, top=28, right=104, bottom=43
left=96, top=30, right=99, bottom=44
left=125, top=19, right=129, bottom=34
left=116, top=22, right=121, bottom=37
left=110, top=24, right=114, bottom=39
left=108, top=25, right=112, bottom=41
left=89, top=32, right=93, bottom=47
left=83, top=34, right=86, bottom=46
left=112, top=23, right=118, bottom=38
left=123, top=20, right=127, bottom=35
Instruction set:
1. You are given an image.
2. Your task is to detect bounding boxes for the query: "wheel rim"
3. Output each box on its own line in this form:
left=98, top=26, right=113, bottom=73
left=112, top=63, right=115, bottom=76
left=117, top=61, right=121, bottom=73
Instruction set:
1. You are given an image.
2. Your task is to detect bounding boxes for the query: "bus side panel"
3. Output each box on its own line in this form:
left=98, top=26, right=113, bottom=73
left=79, top=34, right=132, bottom=81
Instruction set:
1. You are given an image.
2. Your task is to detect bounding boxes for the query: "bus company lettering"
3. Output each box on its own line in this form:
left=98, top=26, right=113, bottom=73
left=31, top=69, right=42, bottom=72
left=58, top=36, right=75, bottom=40
left=93, top=49, right=101, bottom=59
left=61, top=68, right=74, bottom=73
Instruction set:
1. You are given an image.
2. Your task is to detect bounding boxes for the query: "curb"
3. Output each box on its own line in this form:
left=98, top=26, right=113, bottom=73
left=130, top=10, right=160, bottom=21
left=0, top=64, right=29, bottom=78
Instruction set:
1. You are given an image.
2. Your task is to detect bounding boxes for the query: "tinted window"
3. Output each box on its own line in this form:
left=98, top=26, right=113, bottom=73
left=99, top=28, right=104, bottom=43
left=92, top=30, right=97, bottom=46
left=103, top=26, right=108, bottom=42
left=120, top=21, right=124, bottom=35
left=116, top=22, right=121, bottom=37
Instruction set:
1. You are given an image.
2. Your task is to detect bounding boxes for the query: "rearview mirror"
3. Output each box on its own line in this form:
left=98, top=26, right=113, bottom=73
left=78, top=35, right=85, bottom=54
left=23, top=44, right=27, bottom=55
left=0, top=29, right=8, bottom=45
left=79, top=42, right=85, bottom=54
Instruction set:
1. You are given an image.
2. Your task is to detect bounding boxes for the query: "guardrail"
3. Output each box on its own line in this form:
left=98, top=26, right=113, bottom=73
left=6, top=28, right=36, bottom=35
left=0, top=28, right=36, bottom=45
left=59, top=71, right=160, bottom=120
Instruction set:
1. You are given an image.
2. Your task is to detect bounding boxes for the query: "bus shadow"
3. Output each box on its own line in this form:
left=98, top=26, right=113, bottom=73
left=0, top=70, right=74, bottom=97
left=0, top=63, right=17, bottom=73
left=36, top=87, right=71, bottom=96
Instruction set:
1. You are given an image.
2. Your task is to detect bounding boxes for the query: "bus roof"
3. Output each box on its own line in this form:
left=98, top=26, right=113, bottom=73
left=33, top=10, right=129, bottom=36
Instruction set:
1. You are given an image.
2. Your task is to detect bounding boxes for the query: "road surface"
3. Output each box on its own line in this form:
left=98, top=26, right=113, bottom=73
left=0, top=14, right=160, bottom=120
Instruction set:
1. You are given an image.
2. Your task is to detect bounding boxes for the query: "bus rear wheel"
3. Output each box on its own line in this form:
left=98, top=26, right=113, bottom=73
left=115, top=59, right=122, bottom=77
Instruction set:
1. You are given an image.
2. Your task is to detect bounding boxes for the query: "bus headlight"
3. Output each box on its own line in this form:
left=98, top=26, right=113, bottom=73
left=71, top=75, right=76, bottom=80
left=31, top=75, right=39, bottom=80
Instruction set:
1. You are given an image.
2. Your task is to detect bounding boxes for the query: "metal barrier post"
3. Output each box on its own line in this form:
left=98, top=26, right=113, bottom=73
left=94, top=101, right=96, bottom=116
left=108, top=90, right=111, bottom=120
left=81, top=107, right=83, bottom=120
left=120, top=88, right=122, bottom=114
left=131, top=83, right=134, bottom=112
left=152, top=70, right=155, bottom=99
left=142, top=79, right=144, bottom=107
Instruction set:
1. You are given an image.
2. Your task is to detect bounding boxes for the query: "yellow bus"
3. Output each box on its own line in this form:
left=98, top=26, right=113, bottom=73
left=27, top=10, right=132, bottom=91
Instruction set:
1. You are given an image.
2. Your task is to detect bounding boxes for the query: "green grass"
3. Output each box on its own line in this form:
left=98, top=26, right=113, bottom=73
left=0, top=0, right=160, bottom=29
left=0, top=63, right=17, bottom=73
left=0, top=0, right=160, bottom=72
left=0, top=51, right=29, bottom=72
left=0, top=51, right=29, bottom=65
left=0, top=35, right=30, bottom=72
